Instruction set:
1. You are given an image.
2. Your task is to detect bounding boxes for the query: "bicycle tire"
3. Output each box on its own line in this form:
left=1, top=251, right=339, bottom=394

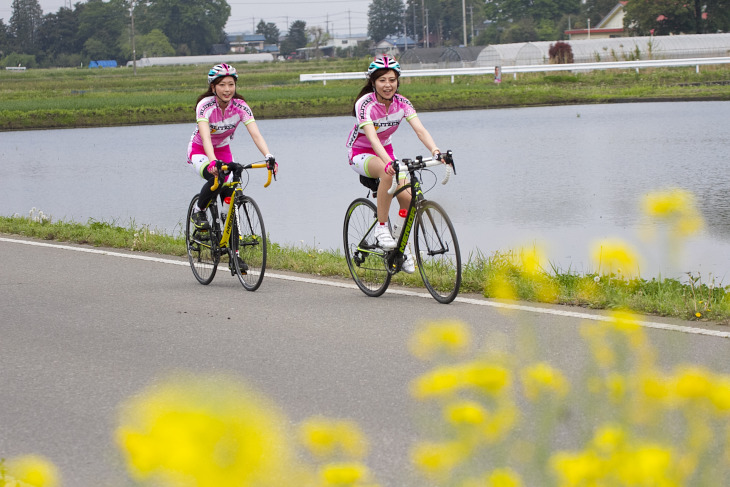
left=343, top=198, right=391, bottom=297
left=414, top=200, right=462, bottom=304
left=185, top=195, right=219, bottom=285
left=230, top=194, right=267, bottom=291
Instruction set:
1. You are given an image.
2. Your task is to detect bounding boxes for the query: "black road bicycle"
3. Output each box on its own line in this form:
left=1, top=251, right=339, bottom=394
left=185, top=159, right=276, bottom=291
left=343, top=151, right=462, bottom=304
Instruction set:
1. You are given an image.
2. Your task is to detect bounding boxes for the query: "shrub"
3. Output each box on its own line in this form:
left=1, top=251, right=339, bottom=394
left=549, top=41, right=574, bottom=64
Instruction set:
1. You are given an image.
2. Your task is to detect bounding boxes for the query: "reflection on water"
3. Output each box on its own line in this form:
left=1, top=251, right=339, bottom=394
left=2, top=101, right=729, bottom=279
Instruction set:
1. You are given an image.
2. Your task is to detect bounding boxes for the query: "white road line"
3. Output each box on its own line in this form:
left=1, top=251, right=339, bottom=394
left=3, top=237, right=729, bottom=339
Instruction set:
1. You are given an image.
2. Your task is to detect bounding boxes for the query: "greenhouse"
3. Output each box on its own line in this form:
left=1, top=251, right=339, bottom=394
left=473, top=33, right=730, bottom=67
left=400, top=48, right=448, bottom=69
left=127, top=53, right=274, bottom=68
left=439, top=46, right=484, bottom=68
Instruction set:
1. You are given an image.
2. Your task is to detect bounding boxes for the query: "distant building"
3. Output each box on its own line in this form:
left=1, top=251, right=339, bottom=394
left=375, top=35, right=417, bottom=55
left=565, top=2, right=628, bottom=40
left=295, top=35, right=368, bottom=59
left=228, top=34, right=267, bottom=53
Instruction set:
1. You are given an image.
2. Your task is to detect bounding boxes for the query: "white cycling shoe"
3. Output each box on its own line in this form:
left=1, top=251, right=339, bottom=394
left=402, top=248, right=416, bottom=274
left=373, top=224, right=396, bottom=249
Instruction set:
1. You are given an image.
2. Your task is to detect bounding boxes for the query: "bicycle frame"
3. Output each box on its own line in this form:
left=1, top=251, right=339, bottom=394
left=202, top=161, right=274, bottom=252
left=361, top=151, right=455, bottom=275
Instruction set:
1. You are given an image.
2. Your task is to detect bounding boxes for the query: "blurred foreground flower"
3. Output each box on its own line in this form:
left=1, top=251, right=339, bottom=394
left=408, top=320, right=471, bottom=361
left=591, top=238, right=642, bottom=278
left=4, top=455, right=60, bottom=487
left=115, top=372, right=305, bottom=487
left=298, top=417, right=368, bottom=461
left=643, top=188, right=704, bottom=237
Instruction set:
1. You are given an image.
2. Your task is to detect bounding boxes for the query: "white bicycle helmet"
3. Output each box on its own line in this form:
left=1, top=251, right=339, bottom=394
left=207, top=63, right=238, bottom=84
left=367, top=55, right=401, bottom=77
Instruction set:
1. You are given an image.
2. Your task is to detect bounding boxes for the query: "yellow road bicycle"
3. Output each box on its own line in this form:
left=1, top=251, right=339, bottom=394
left=185, top=159, right=276, bottom=291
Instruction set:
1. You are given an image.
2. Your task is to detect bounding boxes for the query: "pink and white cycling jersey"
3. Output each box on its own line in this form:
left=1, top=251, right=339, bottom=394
left=187, top=96, right=255, bottom=161
left=346, top=92, right=417, bottom=160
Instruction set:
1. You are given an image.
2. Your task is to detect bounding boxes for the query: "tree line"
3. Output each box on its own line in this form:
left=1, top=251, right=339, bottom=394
left=2, top=0, right=728, bottom=68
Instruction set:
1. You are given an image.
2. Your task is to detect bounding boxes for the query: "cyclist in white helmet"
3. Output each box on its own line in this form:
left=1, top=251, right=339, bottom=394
left=346, top=55, right=443, bottom=273
left=187, top=63, right=277, bottom=230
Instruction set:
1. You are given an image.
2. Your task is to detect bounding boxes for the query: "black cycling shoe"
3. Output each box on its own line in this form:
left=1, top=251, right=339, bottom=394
left=190, top=210, right=210, bottom=230
left=230, top=256, right=248, bottom=275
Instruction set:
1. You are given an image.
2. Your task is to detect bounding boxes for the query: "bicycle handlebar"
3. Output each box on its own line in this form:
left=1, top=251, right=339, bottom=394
left=210, top=159, right=277, bottom=191
left=387, top=150, right=455, bottom=195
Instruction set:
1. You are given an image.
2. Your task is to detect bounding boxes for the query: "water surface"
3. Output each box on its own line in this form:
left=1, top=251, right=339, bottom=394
left=3, top=101, right=729, bottom=279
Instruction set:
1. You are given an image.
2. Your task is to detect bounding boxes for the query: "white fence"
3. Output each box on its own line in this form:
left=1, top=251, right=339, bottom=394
left=300, top=56, right=730, bottom=84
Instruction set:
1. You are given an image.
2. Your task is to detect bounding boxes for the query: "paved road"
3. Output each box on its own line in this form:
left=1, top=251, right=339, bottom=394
left=1, top=236, right=729, bottom=486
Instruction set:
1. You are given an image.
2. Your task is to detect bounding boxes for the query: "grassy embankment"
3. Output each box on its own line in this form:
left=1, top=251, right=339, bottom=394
left=2, top=213, right=728, bottom=323
left=1, top=57, right=730, bottom=130
left=2, top=60, right=730, bottom=321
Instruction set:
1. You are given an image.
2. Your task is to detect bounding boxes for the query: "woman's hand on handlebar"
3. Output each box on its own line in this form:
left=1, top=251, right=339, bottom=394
left=206, top=159, right=222, bottom=177
left=265, top=154, right=278, bottom=177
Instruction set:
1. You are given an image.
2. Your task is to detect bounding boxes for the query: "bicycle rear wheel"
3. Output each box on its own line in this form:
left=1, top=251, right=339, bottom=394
left=343, top=198, right=391, bottom=297
left=186, top=195, right=219, bottom=285
left=414, top=200, right=462, bottom=304
left=230, top=194, right=267, bottom=291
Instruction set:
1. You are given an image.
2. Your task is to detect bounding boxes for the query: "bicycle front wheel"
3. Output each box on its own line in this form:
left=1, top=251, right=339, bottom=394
left=230, top=194, right=267, bottom=291
left=343, top=198, right=391, bottom=297
left=185, top=195, right=219, bottom=285
left=414, top=200, right=462, bottom=304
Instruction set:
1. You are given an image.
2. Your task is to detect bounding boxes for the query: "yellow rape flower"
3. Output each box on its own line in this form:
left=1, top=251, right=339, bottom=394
left=520, top=362, right=569, bottom=401
left=674, top=366, right=714, bottom=400
left=410, top=441, right=465, bottom=479
left=710, top=377, right=730, bottom=414
left=591, top=238, right=642, bottom=277
left=516, top=244, right=547, bottom=276
left=550, top=450, right=603, bottom=486
left=5, top=455, right=60, bottom=487
left=319, top=462, right=369, bottom=486
left=409, top=320, right=471, bottom=361
left=641, top=372, right=672, bottom=401
left=411, top=365, right=463, bottom=400
left=643, top=188, right=704, bottom=237
left=487, top=467, right=523, bottom=487
left=462, top=361, right=511, bottom=396
left=298, top=417, right=368, bottom=461
left=444, top=400, right=487, bottom=425
left=606, top=373, right=626, bottom=403
left=591, top=424, right=626, bottom=454
left=490, top=270, right=518, bottom=301
left=617, top=444, right=675, bottom=485
left=411, top=362, right=511, bottom=400
left=116, top=372, right=298, bottom=487
left=483, top=403, right=518, bottom=443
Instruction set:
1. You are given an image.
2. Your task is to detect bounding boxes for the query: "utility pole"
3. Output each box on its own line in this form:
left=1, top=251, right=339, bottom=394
left=130, top=0, right=137, bottom=75
left=413, top=3, right=417, bottom=44
left=348, top=9, right=351, bottom=37
left=462, top=0, right=467, bottom=46
left=421, top=0, right=426, bottom=48
left=425, top=9, right=429, bottom=47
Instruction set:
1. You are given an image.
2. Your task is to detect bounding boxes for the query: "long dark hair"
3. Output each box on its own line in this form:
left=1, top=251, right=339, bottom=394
left=196, top=76, right=246, bottom=105
left=351, top=68, right=400, bottom=116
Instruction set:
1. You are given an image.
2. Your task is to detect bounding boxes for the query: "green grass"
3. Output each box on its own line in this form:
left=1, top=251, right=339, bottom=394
left=1, top=60, right=729, bottom=130
left=3, top=214, right=728, bottom=323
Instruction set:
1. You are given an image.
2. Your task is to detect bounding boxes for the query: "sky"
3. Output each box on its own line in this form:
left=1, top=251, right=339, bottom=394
left=3, top=0, right=373, bottom=38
